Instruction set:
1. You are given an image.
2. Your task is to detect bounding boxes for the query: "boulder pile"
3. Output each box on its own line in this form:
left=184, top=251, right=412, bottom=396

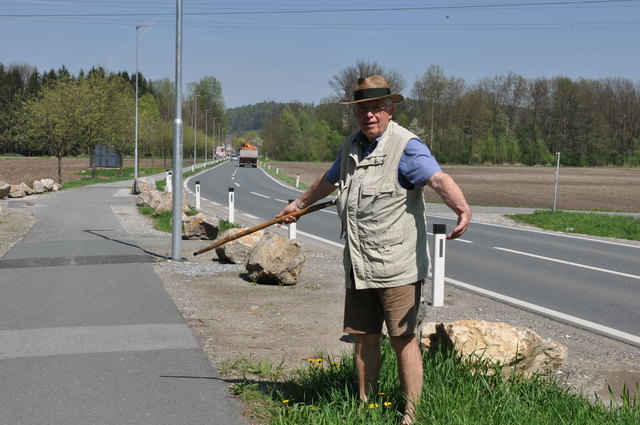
left=0, top=179, right=61, bottom=199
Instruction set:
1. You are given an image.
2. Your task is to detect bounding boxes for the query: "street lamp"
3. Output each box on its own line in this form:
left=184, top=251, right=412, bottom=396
left=211, top=117, right=218, bottom=155
left=193, top=93, right=200, bottom=167
left=134, top=24, right=150, bottom=179
left=204, top=109, right=210, bottom=164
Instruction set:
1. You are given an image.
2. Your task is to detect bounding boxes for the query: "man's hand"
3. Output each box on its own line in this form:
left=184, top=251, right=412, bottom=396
left=447, top=205, right=471, bottom=240
left=276, top=200, right=301, bottom=226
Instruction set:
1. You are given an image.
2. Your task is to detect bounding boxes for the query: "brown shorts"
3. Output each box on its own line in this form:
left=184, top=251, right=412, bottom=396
left=343, top=281, right=422, bottom=336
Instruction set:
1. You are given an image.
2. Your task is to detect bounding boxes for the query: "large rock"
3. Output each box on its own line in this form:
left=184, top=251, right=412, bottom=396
left=245, top=233, right=306, bottom=285
left=0, top=181, right=10, bottom=199
left=9, top=184, right=25, bottom=198
left=40, top=179, right=55, bottom=191
left=215, top=228, right=266, bottom=264
left=32, top=180, right=46, bottom=194
left=183, top=213, right=220, bottom=240
left=135, top=190, right=188, bottom=215
left=153, top=191, right=189, bottom=215
left=420, top=319, right=567, bottom=377
left=132, top=177, right=156, bottom=195
left=136, top=190, right=162, bottom=209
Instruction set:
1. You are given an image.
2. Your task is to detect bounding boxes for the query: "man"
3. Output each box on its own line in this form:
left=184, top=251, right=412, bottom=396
left=277, top=75, right=471, bottom=424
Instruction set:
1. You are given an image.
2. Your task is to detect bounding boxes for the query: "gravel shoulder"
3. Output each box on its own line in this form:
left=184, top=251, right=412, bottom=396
left=2, top=183, right=639, bottom=409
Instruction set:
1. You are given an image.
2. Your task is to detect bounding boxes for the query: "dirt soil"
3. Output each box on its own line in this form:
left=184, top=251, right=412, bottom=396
left=269, top=161, right=640, bottom=212
left=0, top=157, right=172, bottom=186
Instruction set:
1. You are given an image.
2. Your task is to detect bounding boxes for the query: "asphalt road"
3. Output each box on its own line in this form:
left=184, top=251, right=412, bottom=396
left=188, top=161, right=640, bottom=345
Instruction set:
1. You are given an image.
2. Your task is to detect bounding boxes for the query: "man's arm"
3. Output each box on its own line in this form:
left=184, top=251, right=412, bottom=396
left=276, top=171, right=337, bottom=223
left=426, top=171, right=472, bottom=239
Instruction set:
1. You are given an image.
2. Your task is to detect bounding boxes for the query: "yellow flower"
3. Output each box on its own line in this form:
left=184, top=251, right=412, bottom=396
left=282, top=400, right=289, bottom=404
left=383, top=402, right=393, bottom=407
left=378, top=392, right=386, bottom=395
left=368, top=403, right=379, bottom=409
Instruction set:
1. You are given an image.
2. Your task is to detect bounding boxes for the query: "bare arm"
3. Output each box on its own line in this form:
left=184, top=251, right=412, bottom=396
left=276, top=171, right=337, bottom=223
left=426, top=171, right=472, bottom=239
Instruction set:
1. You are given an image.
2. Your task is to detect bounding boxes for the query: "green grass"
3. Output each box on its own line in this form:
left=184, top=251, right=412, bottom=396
left=137, top=205, right=199, bottom=232
left=61, top=166, right=165, bottom=190
left=261, top=162, right=311, bottom=190
left=507, top=210, right=640, bottom=241
left=227, top=338, right=639, bottom=425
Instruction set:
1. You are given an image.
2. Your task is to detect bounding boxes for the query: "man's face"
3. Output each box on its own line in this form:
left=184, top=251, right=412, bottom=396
left=354, top=99, right=395, bottom=141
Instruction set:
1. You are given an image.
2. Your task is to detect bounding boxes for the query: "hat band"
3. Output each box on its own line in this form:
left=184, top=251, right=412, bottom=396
left=353, top=87, right=391, bottom=102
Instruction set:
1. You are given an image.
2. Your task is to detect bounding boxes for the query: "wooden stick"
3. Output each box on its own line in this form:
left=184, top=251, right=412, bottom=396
left=192, top=200, right=336, bottom=256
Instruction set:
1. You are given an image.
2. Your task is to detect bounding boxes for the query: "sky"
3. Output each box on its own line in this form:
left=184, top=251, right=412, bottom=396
left=1, top=1, right=639, bottom=109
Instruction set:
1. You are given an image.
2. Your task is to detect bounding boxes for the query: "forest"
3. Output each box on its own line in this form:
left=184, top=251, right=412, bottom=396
left=2, top=60, right=639, bottom=174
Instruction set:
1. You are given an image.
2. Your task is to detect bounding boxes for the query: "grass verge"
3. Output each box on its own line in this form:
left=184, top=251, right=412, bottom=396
left=62, top=166, right=165, bottom=190
left=226, top=339, right=639, bottom=425
left=506, top=210, right=640, bottom=241
left=261, top=161, right=311, bottom=190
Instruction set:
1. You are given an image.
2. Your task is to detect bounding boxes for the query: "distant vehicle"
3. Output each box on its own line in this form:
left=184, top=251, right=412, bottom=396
left=230, top=154, right=239, bottom=161
left=239, top=142, right=258, bottom=168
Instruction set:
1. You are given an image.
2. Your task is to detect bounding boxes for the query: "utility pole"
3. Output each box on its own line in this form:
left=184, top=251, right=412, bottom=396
left=134, top=24, right=150, bottom=180
left=171, top=0, right=184, bottom=260
left=204, top=109, right=210, bottom=164
left=193, top=93, right=200, bottom=168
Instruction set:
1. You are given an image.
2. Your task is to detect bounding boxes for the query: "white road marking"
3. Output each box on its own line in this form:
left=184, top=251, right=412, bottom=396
left=296, top=230, right=345, bottom=248
left=444, top=277, right=640, bottom=347
left=494, top=247, right=640, bottom=280
left=235, top=182, right=240, bottom=187
left=275, top=199, right=288, bottom=203
left=250, top=192, right=271, bottom=199
left=243, top=214, right=259, bottom=219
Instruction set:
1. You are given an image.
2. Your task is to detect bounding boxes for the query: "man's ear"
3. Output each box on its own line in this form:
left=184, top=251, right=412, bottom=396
left=388, top=103, right=395, bottom=118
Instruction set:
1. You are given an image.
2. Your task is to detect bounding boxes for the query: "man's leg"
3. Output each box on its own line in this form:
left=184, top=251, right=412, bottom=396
left=353, top=333, right=382, bottom=401
left=390, top=334, right=423, bottom=425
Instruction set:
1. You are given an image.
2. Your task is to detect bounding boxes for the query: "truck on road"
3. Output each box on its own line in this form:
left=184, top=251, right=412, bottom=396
left=238, top=142, right=259, bottom=168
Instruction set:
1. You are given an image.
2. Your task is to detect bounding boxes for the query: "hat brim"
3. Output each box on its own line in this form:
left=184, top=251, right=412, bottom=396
left=341, top=93, right=404, bottom=105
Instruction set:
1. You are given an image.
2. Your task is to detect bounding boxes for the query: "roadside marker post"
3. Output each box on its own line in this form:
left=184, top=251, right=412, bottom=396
left=228, top=187, right=235, bottom=224
left=432, top=223, right=447, bottom=307
left=296, top=174, right=300, bottom=188
left=195, top=181, right=201, bottom=209
left=288, top=199, right=297, bottom=240
left=166, top=171, right=172, bottom=193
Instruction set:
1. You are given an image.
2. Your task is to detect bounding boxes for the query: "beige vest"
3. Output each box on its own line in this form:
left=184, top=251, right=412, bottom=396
left=336, top=121, right=429, bottom=289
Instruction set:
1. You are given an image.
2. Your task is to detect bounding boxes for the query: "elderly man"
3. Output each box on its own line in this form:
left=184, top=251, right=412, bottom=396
left=277, top=75, right=471, bottom=424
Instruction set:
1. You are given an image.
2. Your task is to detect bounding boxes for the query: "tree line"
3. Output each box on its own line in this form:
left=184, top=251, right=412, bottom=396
left=2, top=60, right=639, bottom=185
left=0, top=62, right=226, bottom=183
left=231, top=61, right=640, bottom=167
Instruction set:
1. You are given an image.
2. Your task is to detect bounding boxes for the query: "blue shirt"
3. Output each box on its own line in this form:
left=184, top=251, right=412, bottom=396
left=325, top=132, right=441, bottom=189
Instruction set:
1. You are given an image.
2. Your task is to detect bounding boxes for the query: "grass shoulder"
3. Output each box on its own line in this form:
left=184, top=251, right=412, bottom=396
left=507, top=210, right=640, bottom=241
left=222, top=338, right=639, bottom=425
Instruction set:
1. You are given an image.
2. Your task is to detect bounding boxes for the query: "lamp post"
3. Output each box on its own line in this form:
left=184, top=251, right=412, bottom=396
left=211, top=117, right=217, bottom=158
left=193, top=93, right=200, bottom=167
left=204, top=109, right=210, bottom=164
left=134, top=24, right=150, bottom=179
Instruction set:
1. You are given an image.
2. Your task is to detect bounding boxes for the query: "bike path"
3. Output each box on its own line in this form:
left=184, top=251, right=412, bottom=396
left=0, top=179, right=248, bottom=425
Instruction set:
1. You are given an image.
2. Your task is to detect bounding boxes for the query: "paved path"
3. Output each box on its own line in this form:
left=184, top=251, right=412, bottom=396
left=0, top=180, right=248, bottom=425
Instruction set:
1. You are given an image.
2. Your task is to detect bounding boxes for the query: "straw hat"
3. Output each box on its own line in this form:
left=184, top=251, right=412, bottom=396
left=340, top=75, right=404, bottom=105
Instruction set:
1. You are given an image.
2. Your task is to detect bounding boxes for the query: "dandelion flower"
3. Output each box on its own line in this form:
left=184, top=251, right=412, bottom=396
left=378, top=392, right=386, bottom=395
left=368, top=403, right=379, bottom=409
left=383, top=402, right=393, bottom=407
left=282, top=400, right=289, bottom=404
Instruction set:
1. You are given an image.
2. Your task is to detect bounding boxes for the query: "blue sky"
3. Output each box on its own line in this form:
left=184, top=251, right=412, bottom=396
left=1, top=1, right=639, bottom=108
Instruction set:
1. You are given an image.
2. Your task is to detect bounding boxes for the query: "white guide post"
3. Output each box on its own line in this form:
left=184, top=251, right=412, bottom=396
left=228, top=187, right=235, bottom=224
left=288, top=199, right=296, bottom=240
left=195, top=180, right=201, bottom=210
left=166, top=171, right=172, bottom=193
left=432, top=223, right=447, bottom=307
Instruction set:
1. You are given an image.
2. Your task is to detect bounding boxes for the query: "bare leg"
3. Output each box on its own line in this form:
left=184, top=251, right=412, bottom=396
left=390, top=335, right=423, bottom=425
left=353, top=334, right=382, bottom=401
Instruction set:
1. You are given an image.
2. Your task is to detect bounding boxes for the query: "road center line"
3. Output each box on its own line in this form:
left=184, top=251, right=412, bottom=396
left=494, top=247, right=640, bottom=280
